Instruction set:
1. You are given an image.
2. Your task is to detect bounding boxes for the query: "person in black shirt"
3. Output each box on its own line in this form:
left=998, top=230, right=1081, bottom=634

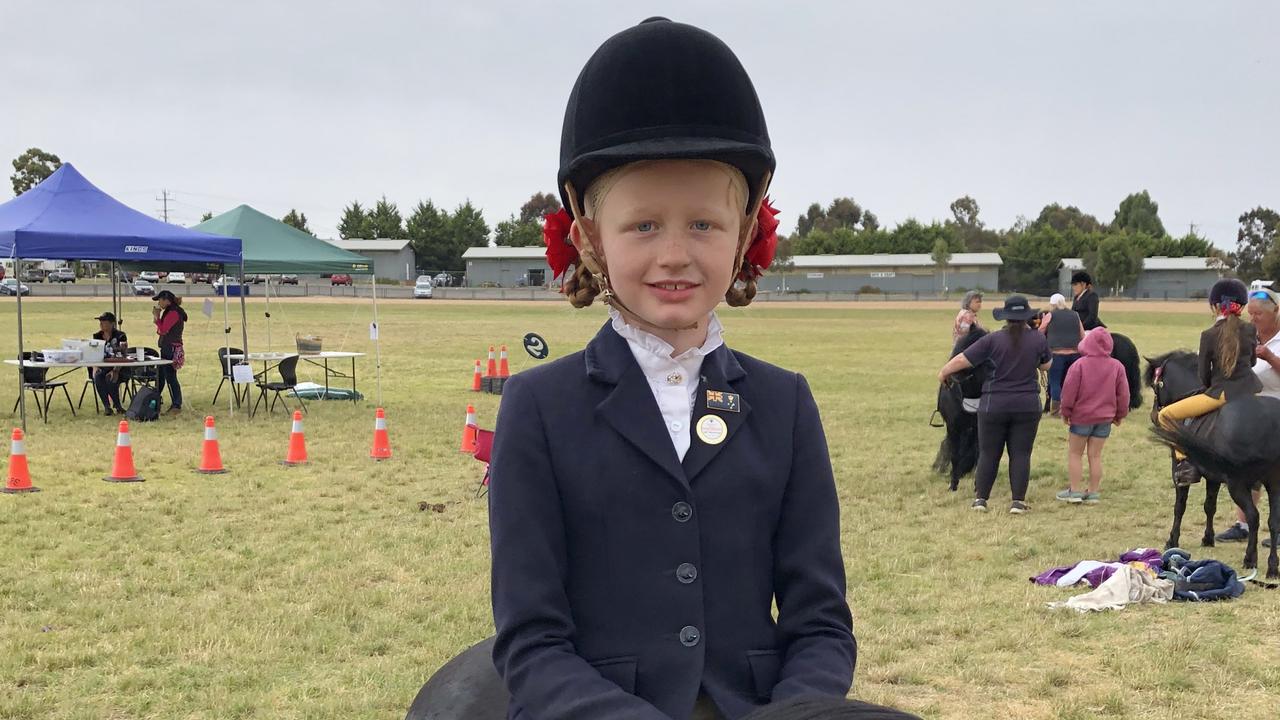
left=1070, top=271, right=1106, bottom=330
left=91, top=311, right=128, bottom=415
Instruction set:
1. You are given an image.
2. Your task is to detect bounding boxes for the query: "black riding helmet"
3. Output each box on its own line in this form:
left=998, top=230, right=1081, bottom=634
left=1209, top=278, right=1248, bottom=308
left=557, top=17, right=775, bottom=214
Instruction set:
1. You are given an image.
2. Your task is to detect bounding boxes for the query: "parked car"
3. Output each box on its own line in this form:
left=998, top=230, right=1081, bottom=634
left=49, top=268, right=76, bottom=283
left=433, top=272, right=452, bottom=287
left=189, top=272, right=209, bottom=284
left=279, top=274, right=299, bottom=285
left=166, top=271, right=187, bottom=284
left=414, top=276, right=434, bottom=299
left=22, top=269, right=45, bottom=283
left=331, top=274, right=353, bottom=286
left=139, top=271, right=160, bottom=282
left=1, top=278, right=32, bottom=296
left=132, top=279, right=155, bottom=296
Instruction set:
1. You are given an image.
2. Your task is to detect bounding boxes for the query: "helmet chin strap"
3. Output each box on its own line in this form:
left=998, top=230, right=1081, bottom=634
left=562, top=174, right=770, bottom=336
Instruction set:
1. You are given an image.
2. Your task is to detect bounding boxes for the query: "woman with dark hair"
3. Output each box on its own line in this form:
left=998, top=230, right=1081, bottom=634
left=938, top=295, right=1052, bottom=513
left=1070, top=271, right=1105, bottom=330
left=151, top=289, right=188, bottom=415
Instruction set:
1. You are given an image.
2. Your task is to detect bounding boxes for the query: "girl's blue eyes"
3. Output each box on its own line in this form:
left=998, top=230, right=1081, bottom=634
left=634, top=221, right=714, bottom=232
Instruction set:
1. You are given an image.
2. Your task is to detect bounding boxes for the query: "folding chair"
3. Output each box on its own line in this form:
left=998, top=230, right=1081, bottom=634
left=472, top=428, right=494, bottom=497
left=251, top=355, right=307, bottom=417
left=212, top=347, right=247, bottom=407
left=11, top=352, right=76, bottom=423
left=78, top=367, right=100, bottom=413
left=122, top=347, right=159, bottom=402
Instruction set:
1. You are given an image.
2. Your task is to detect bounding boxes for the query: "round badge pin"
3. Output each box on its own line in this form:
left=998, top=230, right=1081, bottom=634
left=523, top=332, right=549, bottom=359
left=695, top=415, right=728, bottom=445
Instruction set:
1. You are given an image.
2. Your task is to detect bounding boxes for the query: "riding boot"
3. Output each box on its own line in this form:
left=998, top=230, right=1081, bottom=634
left=1049, top=400, right=1060, bottom=417
left=1173, top=460, right=1201, bottom=487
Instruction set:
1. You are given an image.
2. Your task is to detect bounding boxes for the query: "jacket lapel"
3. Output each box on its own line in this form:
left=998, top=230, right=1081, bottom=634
left=681, top=345, right=751, bottom=483
left=587, top=323, right=688, bottom=488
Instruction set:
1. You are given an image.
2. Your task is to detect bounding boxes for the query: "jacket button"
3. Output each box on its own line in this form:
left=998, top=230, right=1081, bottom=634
left=672, top=502, right=692, bottom=522
left=679, top=625, right=700, bottom=647
left=676, top=563, right=698, bottom=584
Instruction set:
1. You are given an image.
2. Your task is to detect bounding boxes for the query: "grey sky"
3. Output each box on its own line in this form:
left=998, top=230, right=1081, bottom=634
left=3, top=1, right=1276, bottom=250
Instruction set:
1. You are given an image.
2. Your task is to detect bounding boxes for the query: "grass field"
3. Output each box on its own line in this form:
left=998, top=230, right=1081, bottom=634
left=1, top=297, right=1277, bottom=720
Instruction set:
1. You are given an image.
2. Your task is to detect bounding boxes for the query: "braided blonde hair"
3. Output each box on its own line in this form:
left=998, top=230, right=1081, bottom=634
left=563, top=160, right=756, bottom=309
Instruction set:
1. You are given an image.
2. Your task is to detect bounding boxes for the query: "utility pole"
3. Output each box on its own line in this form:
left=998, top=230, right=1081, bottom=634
left=1189, top=222, right=1198, bottom=236
left=156, top=189, right=172, bottom=222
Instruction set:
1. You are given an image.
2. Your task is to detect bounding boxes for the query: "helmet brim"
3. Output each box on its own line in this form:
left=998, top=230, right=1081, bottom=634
left=560, top=135, right=775, bottom=215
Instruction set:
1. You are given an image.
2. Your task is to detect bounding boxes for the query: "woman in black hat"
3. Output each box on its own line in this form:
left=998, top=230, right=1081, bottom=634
left=488, top=18, right=854, bottom=720
left=151, top=290, right=187, bottom=414
left=91, top=311, right=128, bottom=415
left=938, top=295, right=1052, bottom=513
left=1070, top=271, right=1105, bottom=330
left=1157, top=278, right=1261, bottom=485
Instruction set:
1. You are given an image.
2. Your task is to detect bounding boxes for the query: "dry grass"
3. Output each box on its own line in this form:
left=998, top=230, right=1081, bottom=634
left=1, top=297, right=1277, bottom=719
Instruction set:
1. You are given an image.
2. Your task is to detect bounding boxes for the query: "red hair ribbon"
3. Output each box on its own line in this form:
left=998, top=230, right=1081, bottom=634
left=542, top=209, right=576, bottom=280
left=1222, top=300, right=1243, bottom=316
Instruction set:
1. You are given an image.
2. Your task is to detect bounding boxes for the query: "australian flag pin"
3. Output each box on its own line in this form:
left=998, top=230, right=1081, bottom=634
left=705, top=390, right=740, bottom=413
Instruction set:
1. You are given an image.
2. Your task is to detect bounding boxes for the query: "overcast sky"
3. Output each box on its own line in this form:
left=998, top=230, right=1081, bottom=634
left=3, top=1, right=1276, bottom=249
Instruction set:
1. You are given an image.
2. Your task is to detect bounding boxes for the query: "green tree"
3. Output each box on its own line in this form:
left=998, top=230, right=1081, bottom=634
left=795, top=197, right=877, bottom=236
left=449, top=200, right=490, bottom=250
left=10, top=147, right=62, bottom=195
left=1112, top=190, right=1166, bottom=237
left=1092, top=233, right=1144, bottom=295
left=1232, top=206, right=1280, bottom=281
left=366, top=196, right=404, bottom=238
left=281, top=208, right=312, bottom=235
left=199, top=211, right=214, bottom=223
left=338, top=201, right=371, bottom=239
left=1030, top=203, right=1103, bottom=233
left=494, top=215, right=544, bottom=247
left=406, top=200, right=453, bottom=270
left=931, top=237, right=953, bottom=294
left=949, top=196, right=981, bottom=229
left=518, top=192, right=562, bottom=224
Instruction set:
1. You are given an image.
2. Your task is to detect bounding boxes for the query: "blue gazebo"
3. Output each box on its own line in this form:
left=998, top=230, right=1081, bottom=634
left=0, top=164, right=245, bottom=427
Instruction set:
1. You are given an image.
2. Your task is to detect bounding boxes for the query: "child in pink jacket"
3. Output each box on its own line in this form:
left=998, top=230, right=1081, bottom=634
left=1057, top=327, right=1129, bottom=504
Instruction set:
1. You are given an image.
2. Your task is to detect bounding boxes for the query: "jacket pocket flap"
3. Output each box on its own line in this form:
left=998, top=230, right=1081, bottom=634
left=589, top=656, right=638, bottom=694
left=746, top=650, right=780, bottom=700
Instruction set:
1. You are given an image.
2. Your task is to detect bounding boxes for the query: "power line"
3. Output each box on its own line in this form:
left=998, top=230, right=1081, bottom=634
left=155, top=188, right=173, bottom=222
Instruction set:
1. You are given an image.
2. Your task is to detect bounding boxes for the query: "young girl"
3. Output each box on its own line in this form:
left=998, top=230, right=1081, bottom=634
left=952, top=291, right=983, bottom=345
left=1157, top=278, right=1260, bottom=486
left=1056, top=327, right=1129, bottom=503
left=488, top=18, right=855, bottom=720
left=1039, top=293, right=1084, bottom=416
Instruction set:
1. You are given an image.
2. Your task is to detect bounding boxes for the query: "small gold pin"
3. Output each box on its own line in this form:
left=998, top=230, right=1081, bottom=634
left=695, top=415, right=728, bottom=445
left=667, top=371, right=683, bottom=385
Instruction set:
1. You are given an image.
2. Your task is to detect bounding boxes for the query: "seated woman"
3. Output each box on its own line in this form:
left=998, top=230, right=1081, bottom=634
left=92, top=311, right=128, bottom=415
left=1157, top=279, right=1261, bottom=485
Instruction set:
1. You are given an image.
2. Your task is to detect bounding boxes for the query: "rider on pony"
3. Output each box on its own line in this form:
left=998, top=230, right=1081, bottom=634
left=1158, top=278, right=1261, bottom=486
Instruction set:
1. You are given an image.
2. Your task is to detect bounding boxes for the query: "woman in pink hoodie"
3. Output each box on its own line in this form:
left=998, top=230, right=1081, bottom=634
left=1057, top=327, right=1129, bottom=503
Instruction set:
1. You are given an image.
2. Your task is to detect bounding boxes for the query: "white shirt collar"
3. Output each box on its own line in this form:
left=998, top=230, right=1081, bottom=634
left=609, top=307, right=724, bottom=362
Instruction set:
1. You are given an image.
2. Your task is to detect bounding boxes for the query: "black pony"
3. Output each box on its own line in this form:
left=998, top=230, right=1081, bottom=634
left=1146, top=350, right=1280, bottom=580
left=934, top=325, right=988, bottom=491
left=935, top=328, right=1143, bottom=491
left=405, top=636, right=507, bottom=720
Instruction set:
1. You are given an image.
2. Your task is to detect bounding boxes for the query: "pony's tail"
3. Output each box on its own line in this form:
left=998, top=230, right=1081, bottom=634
left=933, top=438, right=952, bottom=475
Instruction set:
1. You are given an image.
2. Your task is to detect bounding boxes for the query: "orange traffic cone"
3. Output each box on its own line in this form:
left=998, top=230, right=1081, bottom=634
left=459, top=404, right=478, bottom=453
left=486, top=346, right=497, bottom=378
left=370, top=408, right=392, bottom=461
left=281, top=410, right=308, bottom=466
left=498, top=345, right=510, bottom=378
left=2, top=428, right=38, bottom=493
left=197, top=416, right=228, bottom=474
left=103, top=420, right=143, bottom=483
left=471, top=360, right=483, bottom=392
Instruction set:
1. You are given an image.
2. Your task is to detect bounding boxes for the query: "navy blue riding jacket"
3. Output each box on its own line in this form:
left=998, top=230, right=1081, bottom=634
left=488, top=322, right=855, bottom=720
